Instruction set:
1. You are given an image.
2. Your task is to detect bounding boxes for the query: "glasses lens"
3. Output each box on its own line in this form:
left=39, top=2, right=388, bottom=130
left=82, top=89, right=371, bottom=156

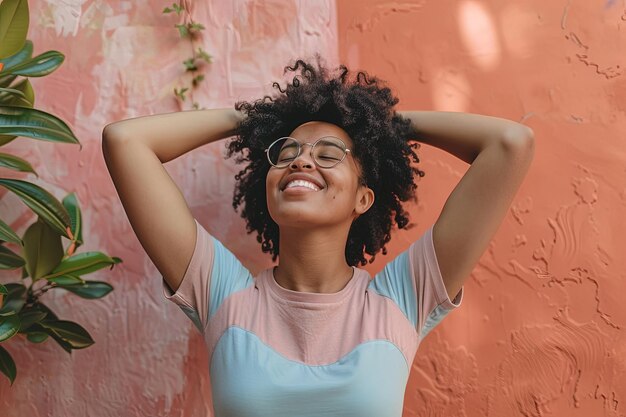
left=313, top=137, right=347, bottom=168
left=268, top=137, right=299, bottom=167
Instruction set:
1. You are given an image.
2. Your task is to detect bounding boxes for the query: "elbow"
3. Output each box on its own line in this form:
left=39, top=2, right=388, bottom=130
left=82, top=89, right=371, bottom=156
left=101, top=124, right=129, bottom=159
left=102, top=123, right=118, bottom=141
left=102, top=123, right=127, bottom=146
left=502, top=124, right=535, bottom=153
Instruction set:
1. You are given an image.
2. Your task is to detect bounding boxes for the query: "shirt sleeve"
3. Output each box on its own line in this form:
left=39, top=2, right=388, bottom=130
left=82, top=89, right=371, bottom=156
left=408, top=224, right=463, bottom=339
left=370, top=224, right=463, bottom=340
left=161, top=218, right=253, bottom=335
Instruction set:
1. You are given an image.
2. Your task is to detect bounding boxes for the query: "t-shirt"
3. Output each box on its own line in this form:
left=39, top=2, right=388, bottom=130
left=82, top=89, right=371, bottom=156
left=163, top=218, right=463, bottom=417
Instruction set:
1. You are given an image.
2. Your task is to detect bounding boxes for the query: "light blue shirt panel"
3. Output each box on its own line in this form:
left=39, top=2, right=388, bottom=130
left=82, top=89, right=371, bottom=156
left=368, top=250, right=418, bottom=330
left=367, top=245, right=456, bottom=338
left=421, top=304, right=455, bottom=339
left=210, top=326, right=409, bottom=417
left=207, top=237, right=254, bottom=320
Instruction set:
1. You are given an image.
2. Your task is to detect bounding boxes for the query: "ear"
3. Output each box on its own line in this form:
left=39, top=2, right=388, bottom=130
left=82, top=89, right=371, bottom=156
left=354, top=185, right=375, bottom=216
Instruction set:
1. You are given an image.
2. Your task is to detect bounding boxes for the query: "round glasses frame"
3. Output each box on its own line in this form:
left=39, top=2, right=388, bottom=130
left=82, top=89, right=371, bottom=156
left=264, top=136, right=352, bottom=169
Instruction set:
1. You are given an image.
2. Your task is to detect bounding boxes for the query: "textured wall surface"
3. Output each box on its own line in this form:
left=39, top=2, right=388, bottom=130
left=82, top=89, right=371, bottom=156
left=0, top=0, right=624, bottom=416
left=337, top=0, right=626, bottom=416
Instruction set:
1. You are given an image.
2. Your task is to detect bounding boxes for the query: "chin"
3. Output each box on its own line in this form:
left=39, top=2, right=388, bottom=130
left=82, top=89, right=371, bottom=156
left=270, top=211, right=323, bottom=228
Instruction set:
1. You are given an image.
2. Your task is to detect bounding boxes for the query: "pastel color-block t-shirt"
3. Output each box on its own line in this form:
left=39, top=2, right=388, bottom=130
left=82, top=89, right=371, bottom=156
left=163, top=219, right=463, bottom=417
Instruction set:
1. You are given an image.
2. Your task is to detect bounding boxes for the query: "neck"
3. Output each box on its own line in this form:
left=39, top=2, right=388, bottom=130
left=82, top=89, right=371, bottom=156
left=274, top=224, right=354, bottom=294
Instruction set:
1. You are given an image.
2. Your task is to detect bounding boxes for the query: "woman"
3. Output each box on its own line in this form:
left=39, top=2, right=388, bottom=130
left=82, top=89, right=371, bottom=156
left=102, top=56, right=534, bottom=417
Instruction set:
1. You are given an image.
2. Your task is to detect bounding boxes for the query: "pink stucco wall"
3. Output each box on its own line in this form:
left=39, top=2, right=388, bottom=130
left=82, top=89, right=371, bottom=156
left=0, top=0, right=624, bottom=416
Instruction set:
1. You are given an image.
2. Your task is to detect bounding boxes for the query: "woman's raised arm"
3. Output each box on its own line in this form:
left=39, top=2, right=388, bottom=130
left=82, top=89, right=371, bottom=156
left=103, top=108, right=244, bottom=162
left=101, top=108, right=244, bottom=293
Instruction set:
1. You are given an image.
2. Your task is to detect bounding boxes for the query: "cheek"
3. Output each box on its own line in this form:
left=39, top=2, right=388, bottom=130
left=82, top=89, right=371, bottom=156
left=266, top=170, right=279, bottom=191
left=265, top=171, right=282, bottom=212
left=327, top=180, right=357, bottom=205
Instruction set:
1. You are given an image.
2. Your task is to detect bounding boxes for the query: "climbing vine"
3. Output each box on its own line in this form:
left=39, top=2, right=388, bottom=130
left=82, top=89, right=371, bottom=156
left=163, top=1, right=212, bottom=110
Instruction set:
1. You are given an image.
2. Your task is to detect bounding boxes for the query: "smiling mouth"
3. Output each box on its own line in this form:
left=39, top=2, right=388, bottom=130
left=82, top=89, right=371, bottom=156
left=282, top=179, right=322, bottom=192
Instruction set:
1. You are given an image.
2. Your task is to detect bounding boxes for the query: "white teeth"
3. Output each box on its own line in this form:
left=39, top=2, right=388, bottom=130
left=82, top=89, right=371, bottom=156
left=284, top=179, right=320, bottom=191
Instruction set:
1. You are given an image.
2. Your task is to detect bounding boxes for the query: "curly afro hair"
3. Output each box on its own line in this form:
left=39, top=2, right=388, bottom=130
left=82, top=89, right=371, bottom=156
left=225, top=54, right=425, bottom=267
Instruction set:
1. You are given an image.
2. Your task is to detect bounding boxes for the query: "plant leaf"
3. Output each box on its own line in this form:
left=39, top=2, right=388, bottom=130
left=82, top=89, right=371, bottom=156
left=41, top=326, right=72, bottom=353
left=0, top=179, right=71, bottom=238
left=47, top=275, right=84, bottom=285
left=0, top=283, right=6, bottom=295
left=0, top=78, right=34, bottom=107
left=0, top=283, right=25, bottom=314
left=47, top=252, right=120, bottom=279
left=0, top=74, right=17, bottom=91
left=17, top=308, right=47, bottom=331
left=175, top=23, right=188, bottom=37
left=2, top=50, right=64, bottom=77
left=189, top=22, right=204, bottom=31
left=0, top=39, right=32, bottom=71
left=0, top=43, right=37, bottom=147
left=0, top=86, right=26, bottom=99
left=0, top=311, right=20, bottom=342
left=0, top=243, right=25, bottom=269
left=0, top=0, right=29, bottom=59
left=22, top=218, right=64, bottom=280
left=62, top=192, right=83, bottom=249
left=183, top=58, right=197, bottom=71
left=39, top=320, right=94, bottom=349
left=33, top=301, right=59, bottom=324
left=26, top=331, right=47, bottom=343
left=0, top=105, right=79, bottom=145
left=0, top=345, right=16, bottom=385
left=33, top=301, right=58, bottom=321
left=0, top=135, right=17, bottom=147
left=196, top=47, right=212, bottom=63
left=0, top=151, right=37, bottom=176
left=0, top=217, right=23, bottom=244
left=58, top=280, right=113, bottom=299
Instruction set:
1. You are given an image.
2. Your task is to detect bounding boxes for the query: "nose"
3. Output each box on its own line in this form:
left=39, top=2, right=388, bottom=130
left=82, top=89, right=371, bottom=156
left=289, top=143, right=315, bottom=169
left=289, top=155, right=313, bottom=170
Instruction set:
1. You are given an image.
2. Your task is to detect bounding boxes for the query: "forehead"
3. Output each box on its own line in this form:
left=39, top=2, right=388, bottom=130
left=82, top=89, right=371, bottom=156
left=289, top=121, right=353, bottom=148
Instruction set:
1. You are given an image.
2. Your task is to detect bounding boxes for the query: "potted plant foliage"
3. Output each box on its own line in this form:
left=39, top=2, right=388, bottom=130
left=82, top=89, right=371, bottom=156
left=0, top=0, right=121, bottom=385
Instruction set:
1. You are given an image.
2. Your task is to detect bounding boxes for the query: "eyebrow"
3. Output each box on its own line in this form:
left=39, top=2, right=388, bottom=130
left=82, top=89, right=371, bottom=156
left=279, top=142, right=298, bottom=150
left=286, top=136, right=347, bottom=147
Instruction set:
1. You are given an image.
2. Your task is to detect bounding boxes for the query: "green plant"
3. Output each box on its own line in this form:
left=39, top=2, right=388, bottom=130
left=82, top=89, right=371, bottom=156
left=0, top=0, right=121, bottom=385
left=163, top=1, right=212, bottom=110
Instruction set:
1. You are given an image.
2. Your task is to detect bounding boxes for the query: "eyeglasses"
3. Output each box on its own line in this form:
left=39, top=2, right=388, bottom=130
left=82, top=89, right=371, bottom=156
left=264, top=136, right=352, bottom=169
